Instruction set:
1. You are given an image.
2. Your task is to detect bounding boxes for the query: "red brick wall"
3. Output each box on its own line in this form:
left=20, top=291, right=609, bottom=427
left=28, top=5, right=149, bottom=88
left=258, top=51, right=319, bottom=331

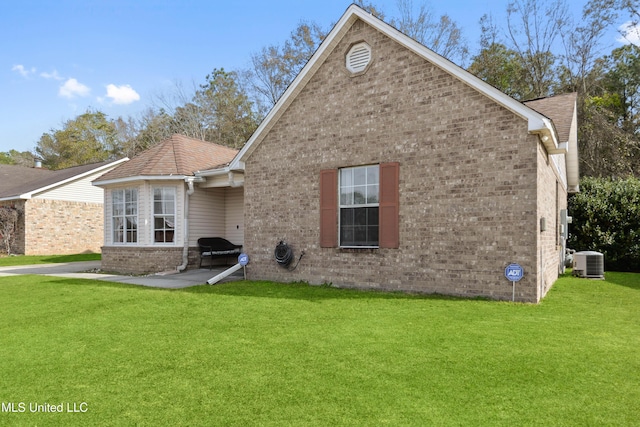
left=242, top=18, right=549, bottom=301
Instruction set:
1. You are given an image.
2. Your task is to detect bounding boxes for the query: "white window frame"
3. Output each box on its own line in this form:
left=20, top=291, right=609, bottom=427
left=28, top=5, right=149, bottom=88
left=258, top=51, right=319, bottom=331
left=153, top=187, right=176, bottom=244
left=112, top=188, right=138, bottom=245
left=338, top=165, right=380, bottom=248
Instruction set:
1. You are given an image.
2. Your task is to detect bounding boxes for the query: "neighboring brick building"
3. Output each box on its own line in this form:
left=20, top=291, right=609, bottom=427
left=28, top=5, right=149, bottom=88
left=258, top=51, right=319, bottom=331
left=0, top=160, right=126, bottom=255
left=224, top=5, right=579, bottom=302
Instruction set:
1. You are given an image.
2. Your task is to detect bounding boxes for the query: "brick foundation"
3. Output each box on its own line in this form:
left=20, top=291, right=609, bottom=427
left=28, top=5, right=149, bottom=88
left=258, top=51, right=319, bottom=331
left=101, top=246, right=186, bottom=274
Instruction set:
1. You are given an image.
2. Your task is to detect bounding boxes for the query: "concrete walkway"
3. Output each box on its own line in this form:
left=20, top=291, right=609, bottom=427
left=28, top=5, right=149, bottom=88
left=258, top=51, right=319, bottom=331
left=0, top=261, right=244, bottom=289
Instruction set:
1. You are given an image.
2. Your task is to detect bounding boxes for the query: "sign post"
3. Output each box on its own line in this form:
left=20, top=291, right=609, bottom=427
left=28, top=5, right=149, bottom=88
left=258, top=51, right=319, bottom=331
left=238, top=253, right=249, bottom=280
left=504, top=263, right=524, bottom=302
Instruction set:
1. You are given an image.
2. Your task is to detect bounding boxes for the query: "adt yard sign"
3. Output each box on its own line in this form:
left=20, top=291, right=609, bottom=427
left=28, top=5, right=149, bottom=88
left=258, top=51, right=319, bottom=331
left=505, top=263, right=524, bottom=282
left=505, top=263, right=523, bottom=302
left=238, top=253, right=249, bottom=266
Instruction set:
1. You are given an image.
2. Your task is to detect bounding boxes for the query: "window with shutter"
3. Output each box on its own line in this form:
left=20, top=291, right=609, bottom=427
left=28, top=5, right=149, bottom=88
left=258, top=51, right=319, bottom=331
left=320, top=169, right=338, bottom=247
left=320, top=163, right=399, bottom=249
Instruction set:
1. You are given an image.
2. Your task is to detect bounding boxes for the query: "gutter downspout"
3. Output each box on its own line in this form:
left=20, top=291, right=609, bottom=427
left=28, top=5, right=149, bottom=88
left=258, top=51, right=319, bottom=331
left=177, top=178, right=195, bottom=272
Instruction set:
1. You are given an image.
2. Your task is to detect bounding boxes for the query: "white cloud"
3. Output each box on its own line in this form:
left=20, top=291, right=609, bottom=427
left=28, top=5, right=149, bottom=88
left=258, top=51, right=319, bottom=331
left=617, top=21, right=640, bottom=46
left=59, top=78, right=91, bottom=98
left=40, top=70, right=63, bottom=80
left=12, top=64, right=36, bottom=77
left=104, top=84, right=140, bottom=105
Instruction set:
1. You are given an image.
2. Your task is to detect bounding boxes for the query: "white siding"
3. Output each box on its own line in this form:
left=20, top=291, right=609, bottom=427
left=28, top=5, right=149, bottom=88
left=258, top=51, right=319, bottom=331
left=104, top=189, right=112, bottom=245
left=225, top=187, right=244, bottom=246
left=35, top=171, right=107, bottom=203
left=188, top=187, right=225, bottom=246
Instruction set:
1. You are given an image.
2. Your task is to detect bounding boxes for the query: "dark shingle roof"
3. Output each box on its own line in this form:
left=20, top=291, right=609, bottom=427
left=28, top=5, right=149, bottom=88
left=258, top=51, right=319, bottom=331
left=524, top=93, right=577, bottom=143
left=94, top=135, right=239, bottom=183
left=0, top=161, right=114, bottom=199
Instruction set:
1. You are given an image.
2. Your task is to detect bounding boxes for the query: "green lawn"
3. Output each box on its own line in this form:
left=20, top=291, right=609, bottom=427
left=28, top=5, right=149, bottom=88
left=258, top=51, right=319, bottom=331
left=1, top=273, right=639, bottom=426
left=0, top=253, right=100, bottom=266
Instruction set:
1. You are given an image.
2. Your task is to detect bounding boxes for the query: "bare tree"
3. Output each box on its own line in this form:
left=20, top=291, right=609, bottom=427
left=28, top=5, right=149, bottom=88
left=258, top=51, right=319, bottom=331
left=247, top=21, right=326, bottom=108
left=506, top=0, right=569, bottom=98
left=560, top=0, right=625, bottom=94
left=618, top=0, right=640, bottom=44
left=391, top=0, right=468, bottom=64
left=0, top=206, right=21, bottom=255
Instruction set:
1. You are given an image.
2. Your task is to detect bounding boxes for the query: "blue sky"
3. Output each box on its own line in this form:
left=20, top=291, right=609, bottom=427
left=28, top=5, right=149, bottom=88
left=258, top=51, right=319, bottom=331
left=1, top=0, right=634, bottom=154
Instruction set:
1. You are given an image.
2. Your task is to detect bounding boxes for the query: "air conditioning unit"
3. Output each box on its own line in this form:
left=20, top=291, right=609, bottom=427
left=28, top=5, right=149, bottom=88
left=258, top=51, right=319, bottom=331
left=573, top=251, right=604, bottom=279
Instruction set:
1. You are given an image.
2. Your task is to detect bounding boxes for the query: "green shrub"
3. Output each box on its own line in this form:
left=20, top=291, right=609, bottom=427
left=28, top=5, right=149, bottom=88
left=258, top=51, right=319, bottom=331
left=568, top=176, right=640, bottom=272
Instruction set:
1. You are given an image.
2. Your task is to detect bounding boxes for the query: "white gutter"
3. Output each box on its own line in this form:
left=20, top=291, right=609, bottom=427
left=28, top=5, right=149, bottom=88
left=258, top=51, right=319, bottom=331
left=195, top=166, right=244, bottom=187
left=93, top=174, right=187, bottom=187
left=176, top=177, right=197, bottom=272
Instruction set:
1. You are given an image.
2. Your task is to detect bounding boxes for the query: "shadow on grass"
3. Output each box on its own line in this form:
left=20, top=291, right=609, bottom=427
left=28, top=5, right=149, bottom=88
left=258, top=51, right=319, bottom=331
left=180, top=280, right=488, bottom=303
left=602, top=271, right=640, bottom=291
left=41, top=253, right=101, bottom=263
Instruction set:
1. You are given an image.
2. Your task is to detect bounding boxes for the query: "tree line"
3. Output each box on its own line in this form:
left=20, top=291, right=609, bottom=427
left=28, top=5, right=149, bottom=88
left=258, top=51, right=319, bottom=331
left=2, top=0, right=638, bottom=178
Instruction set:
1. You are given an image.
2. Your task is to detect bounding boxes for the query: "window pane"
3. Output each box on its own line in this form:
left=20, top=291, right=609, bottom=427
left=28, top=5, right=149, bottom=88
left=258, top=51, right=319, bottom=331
left=340, top=168, right=353, bottom=188
left=354, top=167, right=367, bottom=185
left=165, top=217, right=175, bottom=229
left=113, top=204, right=123, bottom=216
left=367, top=184, right=379, bottom=203
left=369, top=224, right=379, bottom=244
left=353, top=186, right=366, bottom=204
left=368, top=166, right=379, bottom=183
left=354, top=226, right=367, bottom=244
left=354, top=207, right=367, bottom=225
left=112, top=190, right=123, bottom=204
left=154, top=217, right=165, bottom=229
left=113, top=217, right=124, bottom=243
left=340, top=207, right=354, bottom=225
left=368, top=206, right=379, bottom=224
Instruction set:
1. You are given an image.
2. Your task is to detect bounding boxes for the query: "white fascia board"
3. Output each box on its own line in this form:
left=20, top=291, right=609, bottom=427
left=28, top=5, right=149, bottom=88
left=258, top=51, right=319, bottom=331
left=92, top=175, right=187, bottom=187
left=566, top=106, right=580, bottom=192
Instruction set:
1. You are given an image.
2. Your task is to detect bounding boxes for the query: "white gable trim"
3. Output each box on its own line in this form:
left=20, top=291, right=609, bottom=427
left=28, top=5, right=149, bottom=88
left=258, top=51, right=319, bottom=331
left=230, top=4, right=562, bottom=170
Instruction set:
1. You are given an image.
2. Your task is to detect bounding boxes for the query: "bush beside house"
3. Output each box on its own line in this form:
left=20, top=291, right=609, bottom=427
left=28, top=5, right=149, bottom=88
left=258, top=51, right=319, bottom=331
left=569, top=176, right=640, bottom=272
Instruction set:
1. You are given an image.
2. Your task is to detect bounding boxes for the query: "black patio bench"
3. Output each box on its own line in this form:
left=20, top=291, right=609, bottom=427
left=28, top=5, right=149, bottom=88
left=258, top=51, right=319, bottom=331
left=197, top=237, right=243, bottom=269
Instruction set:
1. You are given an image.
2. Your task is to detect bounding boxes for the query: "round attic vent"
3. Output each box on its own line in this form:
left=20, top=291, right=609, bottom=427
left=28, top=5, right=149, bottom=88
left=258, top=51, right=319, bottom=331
left=346, top=42, right=372, bottom=74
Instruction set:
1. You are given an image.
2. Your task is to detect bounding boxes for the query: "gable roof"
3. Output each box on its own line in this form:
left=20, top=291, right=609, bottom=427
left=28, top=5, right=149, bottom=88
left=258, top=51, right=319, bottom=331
left=524, top=92, right=577, bottom=144
left=0, top=159, right=128, bottom=201
left=93, top=134, right=239, bottom=185
left=231, top=4, right=568, bottom=171
left=0, top=164, right=53, bottom=197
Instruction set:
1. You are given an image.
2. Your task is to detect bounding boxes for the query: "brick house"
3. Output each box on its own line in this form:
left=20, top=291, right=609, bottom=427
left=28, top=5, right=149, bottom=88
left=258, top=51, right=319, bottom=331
left=0, top=159, right=126, bottom=255
left=92, top=134, right=243, bottom=274
left=224, top=5, right=579, bottom=302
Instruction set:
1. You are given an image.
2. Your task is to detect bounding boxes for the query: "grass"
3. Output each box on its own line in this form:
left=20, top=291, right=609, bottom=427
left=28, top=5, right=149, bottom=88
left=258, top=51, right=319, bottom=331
left=0, top=253, right=100, bottom=266
left=0, top=272, right=639, bottom=426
